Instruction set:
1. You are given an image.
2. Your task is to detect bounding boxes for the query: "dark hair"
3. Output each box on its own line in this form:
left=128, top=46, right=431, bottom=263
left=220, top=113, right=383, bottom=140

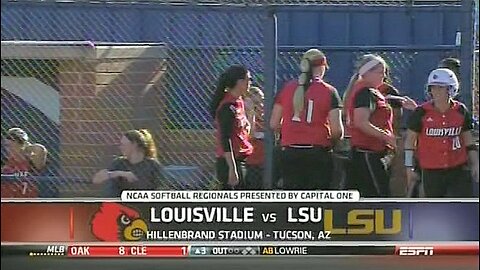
left=124, top=129, right=157, bottom=160
left=438, top=57, right=460, bottom=77
left=210, top=65, right=249, bottom=118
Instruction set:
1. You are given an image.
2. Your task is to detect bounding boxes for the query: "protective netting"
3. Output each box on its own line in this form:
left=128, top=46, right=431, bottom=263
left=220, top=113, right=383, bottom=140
left=1, top=4, right=266, bottom=196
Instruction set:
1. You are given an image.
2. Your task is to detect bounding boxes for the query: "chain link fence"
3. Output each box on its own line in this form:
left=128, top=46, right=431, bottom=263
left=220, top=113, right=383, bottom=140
left=1, top=0, right=474, bottom=197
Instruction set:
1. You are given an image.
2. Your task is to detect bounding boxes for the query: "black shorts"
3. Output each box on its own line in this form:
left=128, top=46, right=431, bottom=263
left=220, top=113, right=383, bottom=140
left=280, top=146, right=333, bottom=190
left=216, top=157, right=246, bottom=190
left=346, top=149, right=391, bottom=197
left=421, top=164, right=473, bottom=198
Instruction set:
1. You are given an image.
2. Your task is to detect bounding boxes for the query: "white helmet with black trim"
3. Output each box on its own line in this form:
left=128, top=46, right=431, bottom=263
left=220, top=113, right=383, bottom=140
left=425, top=68, right=459, bottom=98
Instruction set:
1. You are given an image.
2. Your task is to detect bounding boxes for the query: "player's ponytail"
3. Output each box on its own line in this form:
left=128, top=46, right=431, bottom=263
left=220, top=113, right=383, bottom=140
left=138, top=129, right=157, bottom=160
left=292, top=49, right=328, bottom=121
left=210, top=72, right=228, bottom=118
left=210, top=65, right=249, bottom=118
left=343, top=72, right=360, bottom=106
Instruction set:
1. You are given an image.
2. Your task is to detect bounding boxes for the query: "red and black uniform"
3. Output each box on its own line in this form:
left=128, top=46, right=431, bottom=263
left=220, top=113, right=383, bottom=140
left=1, top=157, right=39, bottom=198
left=407, top=100, right=473, bottom=197
left=275, top=78, right=342, bottom=190
left=214, top=93, right=253, bottom=190
left=345, top=81, right=394, bottom=197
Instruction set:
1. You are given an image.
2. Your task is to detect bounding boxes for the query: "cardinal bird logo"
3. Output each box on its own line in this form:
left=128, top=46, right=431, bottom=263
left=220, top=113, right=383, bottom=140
left=91, top=202, right=148, bottom=241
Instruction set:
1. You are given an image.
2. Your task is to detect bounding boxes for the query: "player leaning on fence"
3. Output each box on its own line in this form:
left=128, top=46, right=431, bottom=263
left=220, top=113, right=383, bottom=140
left=210, top=65, right=253, bottom=190
left=404, top=68, right=479, bottom=198
left=343, top=54, right=397, bottom=197
left=270, top=49, right=343, bottom=190
left=92, top=129, right=163, bottom=197
left=1, top=127, right=48, bottom=198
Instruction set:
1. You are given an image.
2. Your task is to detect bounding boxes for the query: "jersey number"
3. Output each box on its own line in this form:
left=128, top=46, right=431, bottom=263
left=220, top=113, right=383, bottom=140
left=293, top=99, right=314, bottom=123
left=452, top=136, right=462, bottom=151
left=21, top=182, right=29, bottom=195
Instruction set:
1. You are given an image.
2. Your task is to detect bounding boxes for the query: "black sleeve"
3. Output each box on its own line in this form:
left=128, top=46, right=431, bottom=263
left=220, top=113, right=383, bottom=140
left=407, top=107, right=425, bottom=133
left=218, top=103, right=235, bottom=153
left=458, top=104, right=473, bottom=131
left=330, top=88, right=343, bottom=109
left=385, top=85, right=403, bottom=109
left=354, top=87, right=373, bottom=109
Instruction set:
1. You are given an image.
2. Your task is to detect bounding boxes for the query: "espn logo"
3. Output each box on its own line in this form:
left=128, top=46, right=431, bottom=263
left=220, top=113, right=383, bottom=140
left=397, top=246, right=434, bottom=256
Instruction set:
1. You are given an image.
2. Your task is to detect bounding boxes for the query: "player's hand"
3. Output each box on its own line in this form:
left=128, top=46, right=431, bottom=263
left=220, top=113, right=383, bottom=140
left=383, top=131, right=397, bottom=149
left=401, top=96, right=418, bottom=111
left=228, top=168, right=240, bottom=188
left=118, top=171, right=139, bottom=183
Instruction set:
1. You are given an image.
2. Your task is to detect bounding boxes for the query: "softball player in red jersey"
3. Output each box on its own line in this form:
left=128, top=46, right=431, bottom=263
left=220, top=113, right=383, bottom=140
left=343, top=54, right=397, bottom=197
left=1, top=128, right=47, bottom=198
left=270, top=49, right=343, bottom=190
left=405, top=68, right=478, bottom=197
left=210, top=65, right=253, bottom=190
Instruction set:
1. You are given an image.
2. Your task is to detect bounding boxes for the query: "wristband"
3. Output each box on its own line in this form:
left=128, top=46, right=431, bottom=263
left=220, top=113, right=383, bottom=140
left=404, top=149, right=415, bottom=167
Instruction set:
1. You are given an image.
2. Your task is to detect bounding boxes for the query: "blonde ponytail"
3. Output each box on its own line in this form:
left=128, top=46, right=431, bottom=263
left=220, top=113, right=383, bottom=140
left=292, top=49, right=327, bottom=121
left=292, top=61, right=311, bottom=121
left=138, top=129, right=157, bottom=160
left=343, top=72, right=360, bottom=105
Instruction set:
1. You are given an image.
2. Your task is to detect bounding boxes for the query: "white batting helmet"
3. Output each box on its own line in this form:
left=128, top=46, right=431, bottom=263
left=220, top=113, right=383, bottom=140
left=426, top=68, right=459, bottom=98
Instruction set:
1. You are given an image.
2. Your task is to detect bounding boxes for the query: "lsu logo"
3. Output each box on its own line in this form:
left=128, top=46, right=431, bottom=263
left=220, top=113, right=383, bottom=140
left=91, top=202, right=148, bottom=241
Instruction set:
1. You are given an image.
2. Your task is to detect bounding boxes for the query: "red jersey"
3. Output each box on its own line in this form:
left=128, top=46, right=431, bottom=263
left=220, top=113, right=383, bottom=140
left=1, top=158, right=39, bottom=198
left=215, top=93, right=253, bottom=159
left=275, top=78, right=342, bottom=147
left=408, top=101, right=471, bottom=170
left=346, top=81, right=393, bottom=152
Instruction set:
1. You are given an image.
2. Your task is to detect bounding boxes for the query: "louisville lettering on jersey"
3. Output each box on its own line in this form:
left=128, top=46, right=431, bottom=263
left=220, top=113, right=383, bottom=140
left=425, top=127, right=462, bottom=137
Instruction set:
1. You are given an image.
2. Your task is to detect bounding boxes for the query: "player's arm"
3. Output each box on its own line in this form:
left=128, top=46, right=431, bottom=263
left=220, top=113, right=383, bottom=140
left=353, top=88, right=395, bottom=147
left=404, top=107, right=424, bottom=188
left=384, top=84, right=404, bottom=135
left=92, top=159, right=124, bottom=184
left=218, top=103, right=239, bottom=186
left=404, top=130, right=418, bottom=166
left=328, top=88, right=344, bottom=141
left=462, top=131, right=478, bottom=172
left=270, top=89, right=284, bottom=132
left=459, top=105, right=479, bottom=182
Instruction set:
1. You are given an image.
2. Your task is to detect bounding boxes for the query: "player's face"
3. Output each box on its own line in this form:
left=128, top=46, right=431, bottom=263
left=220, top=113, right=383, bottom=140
left=238, top=71, right=252, bottom=95
left=119, top=136, right=135, bottom=157
left=312, top=65, right=326, bottom=79
left=363, top=64, right=385, bottom=87
left=429, top=85, right=449, bottom=101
